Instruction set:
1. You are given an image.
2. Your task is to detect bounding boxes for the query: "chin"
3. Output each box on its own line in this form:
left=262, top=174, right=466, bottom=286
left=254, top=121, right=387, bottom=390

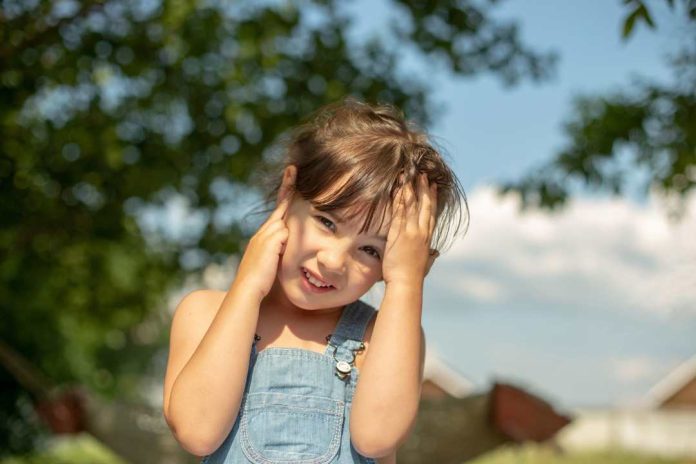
left=275, top=269, right=322, bottom=309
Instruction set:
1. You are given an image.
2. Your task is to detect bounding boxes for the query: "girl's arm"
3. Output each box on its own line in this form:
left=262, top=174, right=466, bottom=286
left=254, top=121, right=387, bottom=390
left=350, top=282, right=426, bottom=458
left=351, top=173, right=435, bottom=458
left=377, top=448, right=398, bottom=464
left=164, top=167, right=294, bottom=456
left=163, top=284, right=262, bottom=456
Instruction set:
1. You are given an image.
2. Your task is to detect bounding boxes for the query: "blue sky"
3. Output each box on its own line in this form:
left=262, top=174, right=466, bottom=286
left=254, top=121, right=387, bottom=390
left=340, top=0, right=696, bottom=410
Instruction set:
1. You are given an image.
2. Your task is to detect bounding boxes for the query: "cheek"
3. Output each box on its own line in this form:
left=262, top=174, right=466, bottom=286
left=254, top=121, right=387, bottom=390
left=282, top=218, right=314, bottom=257
left=354, top=259, right=382, bottom=283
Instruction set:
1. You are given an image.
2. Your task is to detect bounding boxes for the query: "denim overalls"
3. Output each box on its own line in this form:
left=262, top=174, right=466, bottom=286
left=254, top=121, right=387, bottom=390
left=202, top=299, right=378, bottom=464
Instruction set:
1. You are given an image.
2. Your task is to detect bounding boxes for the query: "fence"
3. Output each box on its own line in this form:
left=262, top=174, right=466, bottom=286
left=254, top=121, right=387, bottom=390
left=558, top=408, right=696, bottom=458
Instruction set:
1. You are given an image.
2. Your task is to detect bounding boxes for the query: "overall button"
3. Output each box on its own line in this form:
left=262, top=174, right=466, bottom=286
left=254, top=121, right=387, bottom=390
left=335, top=360, right=352, bottom=379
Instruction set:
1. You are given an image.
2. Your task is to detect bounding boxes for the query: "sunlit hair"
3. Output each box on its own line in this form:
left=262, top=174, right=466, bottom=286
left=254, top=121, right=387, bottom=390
left=255, top=97, right=469, bottom=253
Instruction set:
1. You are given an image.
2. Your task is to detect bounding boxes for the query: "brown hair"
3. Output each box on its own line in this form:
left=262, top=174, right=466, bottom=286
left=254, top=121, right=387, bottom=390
left=253, top=97, right=469, bottom=254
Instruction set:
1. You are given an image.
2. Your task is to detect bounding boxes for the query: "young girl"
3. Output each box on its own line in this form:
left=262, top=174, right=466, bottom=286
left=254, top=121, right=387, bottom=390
left=163, top=98, right=467, bottom=464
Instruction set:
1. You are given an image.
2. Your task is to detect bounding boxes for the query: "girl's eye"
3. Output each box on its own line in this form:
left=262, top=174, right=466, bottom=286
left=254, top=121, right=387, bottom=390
left=315, top=216, right=335, bottom=232
left=363, top=247, right=381, bottom=260
left=315, top=215, right=381, bottom=260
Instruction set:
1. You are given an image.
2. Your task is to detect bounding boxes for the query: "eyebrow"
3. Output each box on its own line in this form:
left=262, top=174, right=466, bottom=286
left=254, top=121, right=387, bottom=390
left=319, top=210, right=387, bottom=243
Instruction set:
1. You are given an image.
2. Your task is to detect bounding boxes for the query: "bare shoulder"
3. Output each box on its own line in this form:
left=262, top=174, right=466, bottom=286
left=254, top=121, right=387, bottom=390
left=167, top=288, right=228, bottom=365
left=167, top=289, right=227, bottom=346
left=172, top=289, right=226, bottom=328
left=163, top=289, right=227, bottom=419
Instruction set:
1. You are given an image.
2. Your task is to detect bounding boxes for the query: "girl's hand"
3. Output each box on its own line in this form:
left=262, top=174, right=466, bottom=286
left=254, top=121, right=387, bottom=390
left=382, top=173, right=439, bottom=286
left=234, top=166, right=296, bottom=300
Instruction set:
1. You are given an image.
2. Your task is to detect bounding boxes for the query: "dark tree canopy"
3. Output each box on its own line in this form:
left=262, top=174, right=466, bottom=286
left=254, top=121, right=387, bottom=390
left=0, top=0, right=555, bottom=455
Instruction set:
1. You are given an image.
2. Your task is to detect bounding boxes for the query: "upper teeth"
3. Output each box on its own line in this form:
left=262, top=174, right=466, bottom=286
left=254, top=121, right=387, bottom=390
left=304, top=269, right=331, bottom=288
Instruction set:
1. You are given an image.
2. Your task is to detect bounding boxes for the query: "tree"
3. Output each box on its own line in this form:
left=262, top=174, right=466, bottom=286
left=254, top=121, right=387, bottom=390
left=499, top=0, right=696, bottom=217
left=0, top=0, right=556, bottom=455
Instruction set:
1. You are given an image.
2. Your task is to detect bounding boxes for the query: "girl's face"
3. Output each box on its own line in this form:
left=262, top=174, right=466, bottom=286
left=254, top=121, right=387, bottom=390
left=274, top=193, right=390, bottom=314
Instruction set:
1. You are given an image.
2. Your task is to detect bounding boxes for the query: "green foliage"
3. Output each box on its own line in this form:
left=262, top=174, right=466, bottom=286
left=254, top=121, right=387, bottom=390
left=620, top=0, right=696, bottom=39
left=0, top=0, right=554, bottom=456
left=622, top=0, right=656, bottom=38
left=500, top=5, right=696, bottom=217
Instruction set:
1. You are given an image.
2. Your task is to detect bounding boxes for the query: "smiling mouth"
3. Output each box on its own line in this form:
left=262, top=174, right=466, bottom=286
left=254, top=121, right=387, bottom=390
left=301, top=267, right=335, bottom=289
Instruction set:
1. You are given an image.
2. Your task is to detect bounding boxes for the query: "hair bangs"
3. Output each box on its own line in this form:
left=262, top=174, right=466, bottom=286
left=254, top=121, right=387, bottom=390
left=308, top=168, right=396, bottom=238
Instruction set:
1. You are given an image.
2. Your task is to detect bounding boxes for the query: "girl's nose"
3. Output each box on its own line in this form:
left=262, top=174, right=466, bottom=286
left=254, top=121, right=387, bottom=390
left=316, top=248, right=347, bottom=276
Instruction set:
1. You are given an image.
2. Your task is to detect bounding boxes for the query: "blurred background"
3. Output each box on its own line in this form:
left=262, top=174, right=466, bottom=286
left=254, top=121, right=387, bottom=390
left=1, top=0, right=694, bottom=463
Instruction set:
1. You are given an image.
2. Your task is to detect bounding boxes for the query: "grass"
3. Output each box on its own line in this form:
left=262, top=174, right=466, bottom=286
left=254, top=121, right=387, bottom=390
left=4, top=436, right=695, bottom=464
left=469, top=443, right=696, bottom=464
left=0, top=433, right=126, bottom=464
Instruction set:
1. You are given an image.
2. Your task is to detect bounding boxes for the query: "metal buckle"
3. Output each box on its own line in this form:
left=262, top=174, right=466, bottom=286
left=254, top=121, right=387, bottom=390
left=326, top=336, right=365, bottom=380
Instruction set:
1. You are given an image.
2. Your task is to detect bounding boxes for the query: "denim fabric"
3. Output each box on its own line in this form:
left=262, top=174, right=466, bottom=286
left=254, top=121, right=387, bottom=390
left=202, top=299, right=378, bottom=464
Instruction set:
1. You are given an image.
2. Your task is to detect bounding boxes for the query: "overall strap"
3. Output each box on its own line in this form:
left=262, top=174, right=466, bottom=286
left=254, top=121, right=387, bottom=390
left=323, top=299, right=377, bottom=363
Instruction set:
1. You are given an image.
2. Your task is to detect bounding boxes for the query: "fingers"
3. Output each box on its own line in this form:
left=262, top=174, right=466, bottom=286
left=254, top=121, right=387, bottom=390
left=276, top=165, right=296, bottom=206
left=266, top=166, right=296, bottom=225
left=401, top=175, right=417, bottom=214
left=268, top=192, right=291, bottom=223
left=388, top=183, right=406, bottom=244
left=418, top=173, right=431, bottom=232
left=422, top=173, right=439, bottom=277
left=413, top=173, right=437, bottom=237
left=393, top=174, right=415, bottom=223
left=389, top=173, right=438, bottom=254
left=393, top=172, right=437, bottom=231
left=428, top=177, right=438, bottom=236
left=415, top=174, right=439, bottom=277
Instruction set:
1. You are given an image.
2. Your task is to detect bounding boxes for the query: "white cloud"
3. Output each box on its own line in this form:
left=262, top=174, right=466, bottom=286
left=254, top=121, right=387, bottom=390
left=609, top=356, right=663, bottom=383
left=434, top=186, right=696, bottom=317
left=460, top=275, right=507, bottom=303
